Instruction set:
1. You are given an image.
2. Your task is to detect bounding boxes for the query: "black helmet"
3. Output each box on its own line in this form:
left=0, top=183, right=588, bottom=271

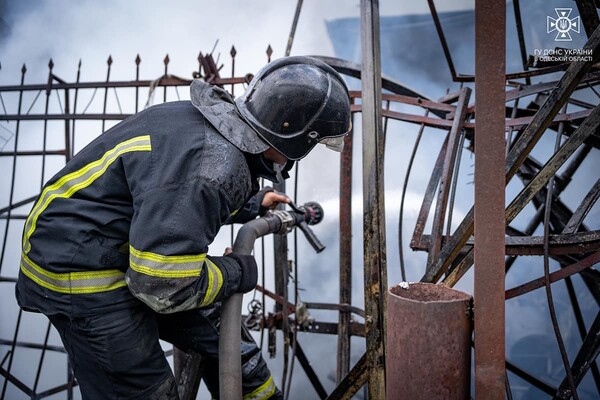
left=235, top=56, right=351, bottom=161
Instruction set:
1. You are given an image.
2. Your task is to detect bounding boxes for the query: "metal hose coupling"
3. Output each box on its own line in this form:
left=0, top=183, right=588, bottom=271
left=269, top=201, right=324, bottom=232
left=268, top=201, right=326, bottom=253
left=269, top=209, right=296, bottom=234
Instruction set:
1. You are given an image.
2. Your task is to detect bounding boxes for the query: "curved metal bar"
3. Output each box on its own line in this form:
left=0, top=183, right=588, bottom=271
left=398, top=111, right=428, bottom=281
left=543, top=105, right=579, bottom=399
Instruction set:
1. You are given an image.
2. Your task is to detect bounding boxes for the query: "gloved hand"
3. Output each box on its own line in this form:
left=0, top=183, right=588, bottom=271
left=226, top=252, right=258, bottom=293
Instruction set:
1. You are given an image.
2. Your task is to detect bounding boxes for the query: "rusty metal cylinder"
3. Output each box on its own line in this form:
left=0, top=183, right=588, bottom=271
left=386, top=282, right=472, bottom=399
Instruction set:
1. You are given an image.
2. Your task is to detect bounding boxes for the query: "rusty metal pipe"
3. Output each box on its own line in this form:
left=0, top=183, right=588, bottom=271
left=386, top=283, right=472, bottom=400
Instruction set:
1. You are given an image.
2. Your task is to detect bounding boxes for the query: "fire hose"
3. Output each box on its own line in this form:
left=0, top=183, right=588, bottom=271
left=219, top=201, right=325, bottom=399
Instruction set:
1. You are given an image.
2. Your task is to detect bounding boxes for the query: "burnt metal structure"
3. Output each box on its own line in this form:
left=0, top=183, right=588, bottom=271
left=1, top=0, right=600, bottom=399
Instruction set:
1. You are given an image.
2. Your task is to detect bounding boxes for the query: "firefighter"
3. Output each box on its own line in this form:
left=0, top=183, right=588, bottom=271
left=15, top=56, right=351, bottom=400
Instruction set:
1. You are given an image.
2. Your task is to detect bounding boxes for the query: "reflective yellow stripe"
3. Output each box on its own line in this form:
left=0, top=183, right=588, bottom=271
left=129, top=260, right=202, bottom=279
left=230, top=208, right=240, bottom=217
left=129, top=245, right=223, bottom=306
left=20, top=253, right=126, bottom=294
left=199, top=261, right=215, bottom=307
left=199, top=259, right=223, bottom=306
left=22, top=135, right=152, bottom=254
left=129, top=245, right=206, bottom=278
left=243, top=375, right=276, bottom=400
left=130, top=246, right=207, bottom=264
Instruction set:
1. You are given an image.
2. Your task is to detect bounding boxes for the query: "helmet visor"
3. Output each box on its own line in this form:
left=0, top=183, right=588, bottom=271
left=319, top=135, right=345, bottom=152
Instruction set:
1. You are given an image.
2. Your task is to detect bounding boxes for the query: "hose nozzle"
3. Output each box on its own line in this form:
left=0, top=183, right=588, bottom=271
left=297, top=201, right=324, bottom=225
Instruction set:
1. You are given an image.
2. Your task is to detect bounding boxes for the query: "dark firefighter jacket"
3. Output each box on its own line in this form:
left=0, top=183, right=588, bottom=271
left=16, top=95, right=268, bottom=316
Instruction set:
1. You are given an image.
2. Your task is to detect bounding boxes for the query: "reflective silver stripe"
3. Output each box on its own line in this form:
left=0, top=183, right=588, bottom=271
left=20, top=253, right=126, bottom=294
left=23, top=135, right=152, bottom=253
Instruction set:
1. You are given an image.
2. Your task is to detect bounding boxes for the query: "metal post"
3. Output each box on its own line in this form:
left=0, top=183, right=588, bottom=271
left=360, top=0, right=387, bottom=398
left=272, top=110, right=289, bottom=387
left=426, top=88, right=471, bottom=270
left=101, top=56, right=112, bottom=133
left=337, top=127, right=353, bottom=383
left=474, top=0, right=506, bottom=398
left=285, top=0, right=304, bottom=57
left=63, top=84, right=71, bottom=163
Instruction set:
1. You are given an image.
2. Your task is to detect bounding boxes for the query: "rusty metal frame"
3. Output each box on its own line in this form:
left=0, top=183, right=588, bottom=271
left=426, top=88, right=471, bottom=272
left=323, top=15, right=600, bottom=397
left=422, top=26, right=600, bottom=285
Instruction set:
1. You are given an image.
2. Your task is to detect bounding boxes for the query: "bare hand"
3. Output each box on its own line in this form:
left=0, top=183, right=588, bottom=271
left=223, top=247, right=233, bottom=256
left=261, top=191, right=290, bottom=210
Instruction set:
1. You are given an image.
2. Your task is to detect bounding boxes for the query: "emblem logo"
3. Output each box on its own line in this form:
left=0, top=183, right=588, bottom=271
left=547, top=8, right=580, bottom=41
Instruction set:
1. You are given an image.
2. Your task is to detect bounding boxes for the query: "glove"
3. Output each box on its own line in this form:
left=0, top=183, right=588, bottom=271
left=226, top=252, right=258, bottom=293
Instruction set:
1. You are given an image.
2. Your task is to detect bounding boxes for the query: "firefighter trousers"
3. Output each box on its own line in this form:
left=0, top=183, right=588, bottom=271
left=48, top=302, right=280, bottom=400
